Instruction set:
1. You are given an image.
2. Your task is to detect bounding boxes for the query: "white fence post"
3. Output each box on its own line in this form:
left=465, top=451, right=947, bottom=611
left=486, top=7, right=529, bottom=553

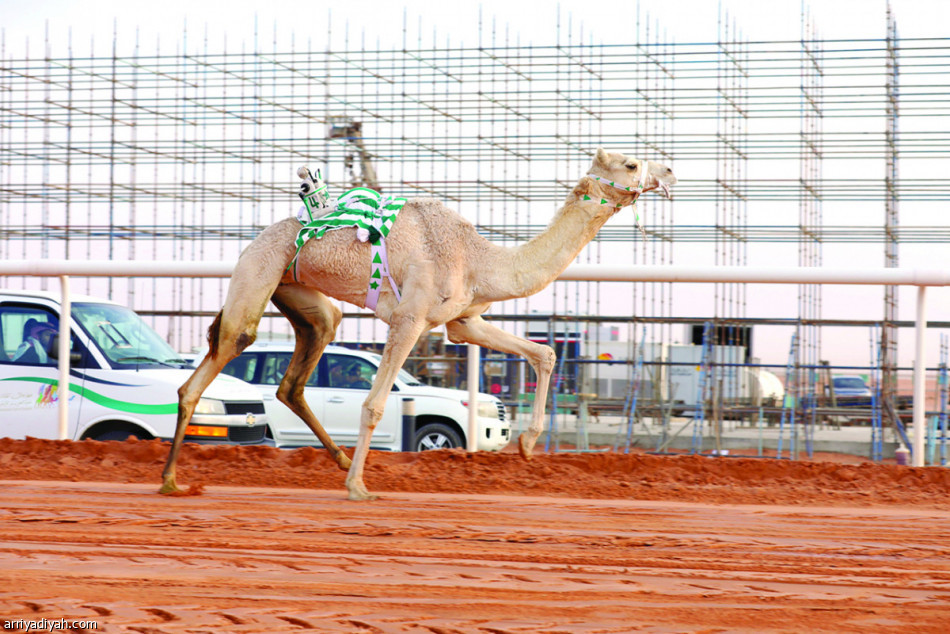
left=913, top=286, right=928, bottom=466
left=467, top=343, right=480, bottom=452
left=57, top=275, right=70, bottom=440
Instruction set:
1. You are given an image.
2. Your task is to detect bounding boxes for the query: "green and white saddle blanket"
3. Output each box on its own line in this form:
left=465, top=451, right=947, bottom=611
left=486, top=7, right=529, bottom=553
left=289, top=185, right=408, bottom=311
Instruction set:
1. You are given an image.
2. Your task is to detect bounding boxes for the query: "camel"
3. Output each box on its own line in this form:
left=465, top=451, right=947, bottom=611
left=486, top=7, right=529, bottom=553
left=160, top=148, right=676, bottom=500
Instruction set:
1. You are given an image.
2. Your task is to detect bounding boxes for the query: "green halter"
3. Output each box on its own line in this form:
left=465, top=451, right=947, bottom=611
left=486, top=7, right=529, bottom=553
left=585, top=159, right=652, bottom=238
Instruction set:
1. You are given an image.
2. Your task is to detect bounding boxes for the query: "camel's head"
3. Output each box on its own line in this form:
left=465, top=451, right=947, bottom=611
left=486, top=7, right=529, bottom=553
left=588, top=147, right=676, bottom=201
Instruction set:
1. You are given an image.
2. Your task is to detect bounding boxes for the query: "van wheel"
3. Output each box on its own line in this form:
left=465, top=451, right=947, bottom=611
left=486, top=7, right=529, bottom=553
left=413, top=423, right=463, bottom=451
left=94, top=429, right=148, bottom=441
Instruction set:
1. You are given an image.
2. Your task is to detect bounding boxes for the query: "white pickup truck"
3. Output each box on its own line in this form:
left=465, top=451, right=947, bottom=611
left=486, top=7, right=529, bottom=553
left=216, top=341, right=511, bottom=452
left=0, top=289, right=269, bottom=444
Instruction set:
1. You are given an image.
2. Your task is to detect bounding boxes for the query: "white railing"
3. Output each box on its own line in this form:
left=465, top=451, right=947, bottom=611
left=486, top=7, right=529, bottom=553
left=3, top=259, right=948, bottom=467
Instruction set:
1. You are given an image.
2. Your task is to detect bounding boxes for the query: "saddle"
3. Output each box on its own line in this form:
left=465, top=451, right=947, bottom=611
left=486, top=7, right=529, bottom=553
left=288, top=168, right=406, bottom=310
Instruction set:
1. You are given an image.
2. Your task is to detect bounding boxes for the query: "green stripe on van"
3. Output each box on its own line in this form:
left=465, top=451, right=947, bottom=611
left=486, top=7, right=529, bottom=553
left=1, top=377, right=178, bottom=415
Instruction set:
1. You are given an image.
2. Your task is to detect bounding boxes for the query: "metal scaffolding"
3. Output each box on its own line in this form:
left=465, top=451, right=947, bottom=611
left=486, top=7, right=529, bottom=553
left=798, top=6, right=824, bottom=435
left=882, top=3, right=902, bottom=426
left=1, top=4, right=947, bottom=386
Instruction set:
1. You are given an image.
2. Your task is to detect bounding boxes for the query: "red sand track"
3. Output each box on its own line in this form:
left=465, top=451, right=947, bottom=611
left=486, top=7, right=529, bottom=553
left=1, top=438, right=950, bottom=632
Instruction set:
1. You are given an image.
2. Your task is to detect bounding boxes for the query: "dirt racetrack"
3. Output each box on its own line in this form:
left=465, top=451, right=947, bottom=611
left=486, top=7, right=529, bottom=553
left=1, top=438, right=950, bottom=632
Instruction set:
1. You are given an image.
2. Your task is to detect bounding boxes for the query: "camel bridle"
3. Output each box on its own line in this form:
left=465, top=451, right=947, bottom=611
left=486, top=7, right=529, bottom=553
left=584, top=158, right=652, bottom=238
left=586, top=159, right=652, bottom=207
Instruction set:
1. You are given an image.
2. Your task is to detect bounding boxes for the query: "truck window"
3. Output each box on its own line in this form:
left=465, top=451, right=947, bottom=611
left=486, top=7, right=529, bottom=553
left=0, top=304, right=94, bottom=368
left=259, top=353, right=289, bottom=386
left=0, top=305, right=59, bottom=365
left=251, top=352, right=319, bottom=387
left=222, top=353, right=258, bottom=382
left=325, top=354, right=374, bottom=390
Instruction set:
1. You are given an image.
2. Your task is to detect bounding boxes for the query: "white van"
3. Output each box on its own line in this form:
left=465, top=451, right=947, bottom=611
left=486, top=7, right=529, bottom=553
left=0, top=289, right=269, bottom=444
left=218, top=342, right=511, bottom=452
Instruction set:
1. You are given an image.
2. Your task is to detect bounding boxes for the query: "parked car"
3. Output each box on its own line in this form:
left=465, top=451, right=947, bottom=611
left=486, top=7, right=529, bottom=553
left=0, top=289, right=269, bottom=444
left=828, top=375, right=872, bottom=398
left=216, top=342, right=511, bottom=451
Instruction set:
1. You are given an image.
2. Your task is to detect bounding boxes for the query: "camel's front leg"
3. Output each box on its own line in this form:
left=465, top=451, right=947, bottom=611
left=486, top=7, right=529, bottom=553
left=346, top=301, right=432, bottom=500
left=161, top=222, right=297, bottom=494
left=161, top=351, right=232, bottom=494
left=161, top=312, right=270, bottom=492
left=446, top=315, right=555, bottom=460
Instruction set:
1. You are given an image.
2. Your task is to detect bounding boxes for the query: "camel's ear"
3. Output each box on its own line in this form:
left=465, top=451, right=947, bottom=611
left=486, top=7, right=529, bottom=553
left=594, top=147, right=610, bottom=166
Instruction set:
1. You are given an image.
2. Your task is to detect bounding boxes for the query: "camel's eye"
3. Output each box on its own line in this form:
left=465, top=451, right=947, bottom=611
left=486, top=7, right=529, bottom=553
left=625, top=163, right=637, bottom=171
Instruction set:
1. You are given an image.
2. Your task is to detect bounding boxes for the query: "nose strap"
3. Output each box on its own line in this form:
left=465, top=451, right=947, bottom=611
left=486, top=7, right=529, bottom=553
left=638, top=159, right=651, bottom=191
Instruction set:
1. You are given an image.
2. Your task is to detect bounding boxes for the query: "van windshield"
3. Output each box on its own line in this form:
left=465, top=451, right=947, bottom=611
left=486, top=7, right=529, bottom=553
left=72, top=302, right=187, bottom=368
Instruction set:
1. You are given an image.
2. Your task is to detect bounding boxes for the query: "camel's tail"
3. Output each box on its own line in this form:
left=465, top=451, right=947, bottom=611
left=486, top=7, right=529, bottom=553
left=206, top=310, right=223, bottom=359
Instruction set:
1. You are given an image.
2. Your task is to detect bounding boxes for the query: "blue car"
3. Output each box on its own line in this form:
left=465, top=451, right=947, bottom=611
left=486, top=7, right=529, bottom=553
left=829, top=375, right=872, bottom=398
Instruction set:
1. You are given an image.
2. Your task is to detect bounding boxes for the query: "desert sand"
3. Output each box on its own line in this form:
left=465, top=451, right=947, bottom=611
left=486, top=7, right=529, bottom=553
left=1, top=438, right=948, bottom=632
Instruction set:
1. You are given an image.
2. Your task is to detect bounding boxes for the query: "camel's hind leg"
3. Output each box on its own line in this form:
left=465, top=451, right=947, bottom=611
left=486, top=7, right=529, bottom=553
left=446, top=315, right=555, bottom=460
left=271, top=284, right=351, bottom=470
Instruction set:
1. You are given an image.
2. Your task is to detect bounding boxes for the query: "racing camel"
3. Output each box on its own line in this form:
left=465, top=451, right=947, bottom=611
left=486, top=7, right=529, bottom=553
left=160, top=148, right=677, bottom=500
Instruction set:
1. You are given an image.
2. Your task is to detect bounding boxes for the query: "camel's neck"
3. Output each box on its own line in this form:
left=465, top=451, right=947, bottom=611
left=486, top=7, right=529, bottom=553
left=497, top=195, right=615, bottom=298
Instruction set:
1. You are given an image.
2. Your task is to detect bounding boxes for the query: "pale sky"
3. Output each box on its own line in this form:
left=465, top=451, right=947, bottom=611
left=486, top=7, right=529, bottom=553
left=5, top=0, right=949, bottom=55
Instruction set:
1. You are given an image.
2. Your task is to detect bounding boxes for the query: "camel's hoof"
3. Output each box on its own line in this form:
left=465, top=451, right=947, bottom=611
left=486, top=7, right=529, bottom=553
left=335, top=451, right=352, bottom=471
left=518, top=434, right=533, bottom=461
left=348, top=491, right=380, bottom=502
left=158, top=480, right=181, bottom=495
left=346, top=481, right=379, bottom=501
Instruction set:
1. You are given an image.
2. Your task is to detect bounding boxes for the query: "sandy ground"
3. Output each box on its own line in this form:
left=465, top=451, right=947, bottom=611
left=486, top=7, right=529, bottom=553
left=1, top=438, right=949, bottom=633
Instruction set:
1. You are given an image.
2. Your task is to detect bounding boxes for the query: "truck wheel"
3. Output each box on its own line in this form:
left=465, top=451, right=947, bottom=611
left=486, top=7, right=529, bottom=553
left=413, top=423, right=463, bottom=451
left=94, top=429, right=148, bottom=441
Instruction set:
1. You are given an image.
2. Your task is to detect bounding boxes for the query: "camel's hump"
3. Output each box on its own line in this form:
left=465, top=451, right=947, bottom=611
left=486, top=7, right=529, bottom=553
left=399, top=197, right=479, bottom=232
left=403, top=197, right=468, bottom=219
